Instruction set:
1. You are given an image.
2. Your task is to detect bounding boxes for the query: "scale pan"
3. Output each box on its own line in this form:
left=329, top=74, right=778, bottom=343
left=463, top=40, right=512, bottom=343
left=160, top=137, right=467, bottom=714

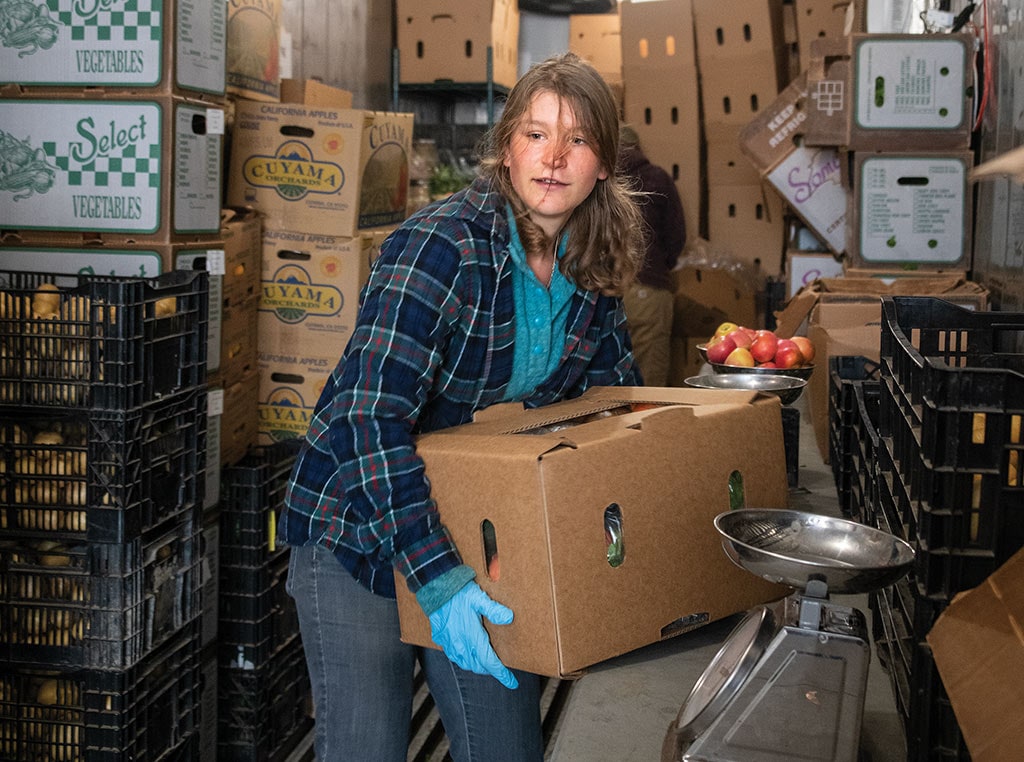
left=714, top=508, right=914, bottom=594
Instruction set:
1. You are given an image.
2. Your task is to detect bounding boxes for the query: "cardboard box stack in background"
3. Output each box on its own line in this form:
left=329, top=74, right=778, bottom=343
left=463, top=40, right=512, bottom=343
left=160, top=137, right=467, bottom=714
left=223, top=80, right=412, bottom=445
left=395, top=0, right=521, bottom=89
left=569, top=8, right=624, bottom=109
left=226, top=0, right=283, bottom=102
left=395, top=387, right=792, bottom=678
left=619, top=0, right=702, bottom=246
left=693, top=0, right=790, bottom=278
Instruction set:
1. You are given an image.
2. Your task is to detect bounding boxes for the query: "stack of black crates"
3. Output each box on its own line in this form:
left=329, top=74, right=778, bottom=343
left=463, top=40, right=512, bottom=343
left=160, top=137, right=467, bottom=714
left=829, top=296, right=1024, bottom=761
left=0, top=268, right=209, bottom=761
left=217, top=441, right=312, bottom=761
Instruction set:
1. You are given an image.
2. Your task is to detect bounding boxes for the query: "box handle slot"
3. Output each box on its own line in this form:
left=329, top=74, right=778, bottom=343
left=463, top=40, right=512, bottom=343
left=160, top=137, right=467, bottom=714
left=482, top=519, right=499, bottom=581
left=604, top=503, right=625, bottom=568
left=280, top=125, right=314, bottom=138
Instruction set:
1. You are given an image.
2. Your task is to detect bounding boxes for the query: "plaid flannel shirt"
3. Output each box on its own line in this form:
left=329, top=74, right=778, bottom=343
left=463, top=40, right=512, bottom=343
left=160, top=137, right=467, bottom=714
left=278, top=177, right=639, bottom=598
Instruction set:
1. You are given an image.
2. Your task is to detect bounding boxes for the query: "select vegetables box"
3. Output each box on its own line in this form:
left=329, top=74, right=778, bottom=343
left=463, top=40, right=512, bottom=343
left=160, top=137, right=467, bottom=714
left=0, top=98, right=223, bottom=241
left=395, top=386, right=791, bottom=679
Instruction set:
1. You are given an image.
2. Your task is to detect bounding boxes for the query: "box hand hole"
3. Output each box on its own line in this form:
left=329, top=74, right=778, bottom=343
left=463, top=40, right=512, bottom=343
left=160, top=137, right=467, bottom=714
left=482, top=519, right=499, bottom=581
left=728, top=470, right=745, bottom=510
left=604, top=503, right=624, bottom=568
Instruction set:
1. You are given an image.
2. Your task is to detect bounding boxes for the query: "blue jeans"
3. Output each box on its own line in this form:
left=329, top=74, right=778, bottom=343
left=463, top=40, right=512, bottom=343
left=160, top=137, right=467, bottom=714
left=286, top=543, right=544, bottom=762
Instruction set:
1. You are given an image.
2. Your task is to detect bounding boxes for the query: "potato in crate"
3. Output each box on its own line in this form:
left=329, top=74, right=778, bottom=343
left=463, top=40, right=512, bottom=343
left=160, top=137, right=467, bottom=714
left=0, top=506, right=202, bottom=670
left=0, top=391, right=206, bottom=545
left=0, top=620, right=201, bottom=761
left=0, top=269, right=207, bottom=410
left=879, top=296, right=1024, bottom=599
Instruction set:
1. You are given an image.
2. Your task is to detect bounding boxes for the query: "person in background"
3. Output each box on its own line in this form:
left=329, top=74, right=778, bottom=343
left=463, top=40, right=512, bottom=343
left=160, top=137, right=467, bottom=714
left=618, top=124, right=687, bottom=386
left=278, top=52, right=645, bottom=762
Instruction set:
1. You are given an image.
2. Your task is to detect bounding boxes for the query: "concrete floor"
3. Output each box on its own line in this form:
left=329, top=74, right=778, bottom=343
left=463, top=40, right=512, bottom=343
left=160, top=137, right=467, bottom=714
left=546, top=392, right=908, bottom=762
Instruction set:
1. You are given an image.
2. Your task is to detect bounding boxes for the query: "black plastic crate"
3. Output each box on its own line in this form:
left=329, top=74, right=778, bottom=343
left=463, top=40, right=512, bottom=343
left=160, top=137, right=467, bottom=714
left=781, top=406, right=799, bottom=488
left=0, top=269, right=207, bottom=410
left=0, top=389, right=206, bottom=544
left=217, top=633, right=313, bottom=762
left=879, top=296, right=1024, bottom=600
left=827, top=355, right=881, bottom=518
left=219, top=552, right=301, bottom=667
left=0, top=506, right=202, bottom=670
left=906, top=642, right=970, bottom=762
left=0, top=619, right=201, bottom=761
left=847, top=379, right=881, bottom=526
left=220, top=441, right=302, bottom=570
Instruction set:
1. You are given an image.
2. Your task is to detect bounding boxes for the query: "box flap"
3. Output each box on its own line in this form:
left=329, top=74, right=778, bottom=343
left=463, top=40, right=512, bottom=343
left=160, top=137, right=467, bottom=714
left=927, top=546, right=1024, bottom=761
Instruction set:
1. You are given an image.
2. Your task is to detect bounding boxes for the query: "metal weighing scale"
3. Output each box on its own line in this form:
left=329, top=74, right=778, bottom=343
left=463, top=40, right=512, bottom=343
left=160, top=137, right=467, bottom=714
left=663, top=509, right=915, bottom=762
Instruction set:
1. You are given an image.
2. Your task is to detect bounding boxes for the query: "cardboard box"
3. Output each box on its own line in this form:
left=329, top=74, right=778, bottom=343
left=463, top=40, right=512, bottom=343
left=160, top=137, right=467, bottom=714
left=227, top=101, right=413, bottom=237
left=395, top=386, right=792, bottom=678
left=620, top=0, right=697, bottom=72
left=849, top=151, right=973, bottom=270
left=804, top=33, right=974, bottom=150
left=927, top=546, right=1024, bottom=762
left=707, top=183, right=786, bottom=275
left=175, top=209, right=261, bottom=374
left=706, top=125, right=761, bottom=186
left=0, top=0, right=226, bottom=99
left=623, top=68, right=702, bottom=240
left=699, top=51, right=783, bottom=128
left=257, top=355, right=331, bottom=445
left=671, top=260, right=760, bottom=339
left=226, top=0, right=281, bottom=102
left=0, top=242, right=164, bottom=280
left=692, top=0, right=786, bottom=70
left=396, top=0, right=520, bottom=90
left=0, top=98, right=223, bottom=241
left=668, top=335, right=708, bottom=386
left=774, top=276, right=990, bottom=461
left=569, top=11, right=622, bottom=86
left=793, top=0, right=851, bottom=56
left=786, top=251, right=845, bottom=298
left=740, top=73, right=849, bottom=255
left=280, top=79, right=353, bottom=109
left=211, top=369, right=260, bottom=469
left=258, top=228, right=374, bottom=356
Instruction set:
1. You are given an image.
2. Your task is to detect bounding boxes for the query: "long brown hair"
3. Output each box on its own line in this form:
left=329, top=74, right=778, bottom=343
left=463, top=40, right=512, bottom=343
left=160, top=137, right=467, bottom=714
left=477, top=53, right=645, bottom=296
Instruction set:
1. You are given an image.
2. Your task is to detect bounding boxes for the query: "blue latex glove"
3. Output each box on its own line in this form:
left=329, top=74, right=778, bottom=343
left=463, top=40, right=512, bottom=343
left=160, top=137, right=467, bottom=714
left=428, top=581, right=519, bottom=689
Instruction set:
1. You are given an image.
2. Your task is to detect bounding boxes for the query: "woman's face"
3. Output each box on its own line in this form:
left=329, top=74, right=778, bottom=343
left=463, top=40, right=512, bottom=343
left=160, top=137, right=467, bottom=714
left=503, top=90, right=608, bottom=239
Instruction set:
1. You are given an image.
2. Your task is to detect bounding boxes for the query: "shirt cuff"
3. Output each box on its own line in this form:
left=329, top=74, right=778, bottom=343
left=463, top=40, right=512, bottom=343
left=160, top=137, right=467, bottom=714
left=415, top=564, right=476, bottom=616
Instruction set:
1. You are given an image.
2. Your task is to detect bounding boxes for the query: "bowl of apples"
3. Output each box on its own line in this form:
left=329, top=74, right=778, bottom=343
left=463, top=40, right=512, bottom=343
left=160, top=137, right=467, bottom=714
left=699, top=323, right=815, bottom=382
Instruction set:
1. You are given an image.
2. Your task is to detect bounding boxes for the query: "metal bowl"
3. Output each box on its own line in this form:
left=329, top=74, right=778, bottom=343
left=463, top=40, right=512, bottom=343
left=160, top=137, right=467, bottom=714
left=710, top=361, right=815, bottom=381
left=713, top=508, right=915, bottom=594
left=684, top=373, right=807, bottom=405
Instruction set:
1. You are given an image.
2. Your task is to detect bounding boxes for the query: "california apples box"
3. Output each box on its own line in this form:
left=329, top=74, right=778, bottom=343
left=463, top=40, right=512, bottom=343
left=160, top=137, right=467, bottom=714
left=0, top=0, right=226, bottom=97
left=228, top=101, right=413, bottom=237
left=0, top=98, right=223, bottom=239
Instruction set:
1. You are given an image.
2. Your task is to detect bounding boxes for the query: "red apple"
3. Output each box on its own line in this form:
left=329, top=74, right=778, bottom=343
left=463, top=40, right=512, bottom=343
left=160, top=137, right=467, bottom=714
left=750, top=331, right=778, bottom=364
left=758, top=361, right=778, bottom=368
left=726, top=328, right=752, bottom=350
left=705, top=335, right=736, bottom=364
left=791, top=336, right=815, bottom=364
left=725, top=347, right=755, bottom=367
left=774, top=339, right=805, bottom=369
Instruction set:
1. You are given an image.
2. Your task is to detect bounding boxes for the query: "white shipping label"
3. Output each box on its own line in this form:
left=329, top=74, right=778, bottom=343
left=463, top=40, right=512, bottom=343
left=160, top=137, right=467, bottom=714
left=855, top=39, right=967, bottom=130
left=0, top=101, right=163, bottom=233
left=857, top=156, right=968, bottom=263
left=173, top=104, right=223, bottom=233
left=0, top=0, right=226, bottom=93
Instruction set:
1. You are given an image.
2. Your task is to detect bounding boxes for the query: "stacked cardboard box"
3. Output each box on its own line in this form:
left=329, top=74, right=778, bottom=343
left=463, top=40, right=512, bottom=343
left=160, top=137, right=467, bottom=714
left=619, top=0, right=702, bottom=244
left=803, top=33, right=976, bottom=272
left=694, top=0, right=790, bottom=276
left=224, top=80, right=412, bottom=446
left=569, top=8, right=624, bottom=108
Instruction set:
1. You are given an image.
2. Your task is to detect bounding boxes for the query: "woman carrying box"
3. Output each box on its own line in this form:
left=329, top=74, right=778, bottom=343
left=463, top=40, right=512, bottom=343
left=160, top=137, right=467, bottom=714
left=279, top=52, right=645, bottom=762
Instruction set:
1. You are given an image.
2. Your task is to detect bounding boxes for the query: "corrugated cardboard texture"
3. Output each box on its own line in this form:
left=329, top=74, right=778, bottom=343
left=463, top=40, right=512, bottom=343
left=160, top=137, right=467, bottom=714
left=395, top=387, right=791, bottom=678
left=927, top=546, right=1024, bottom=762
